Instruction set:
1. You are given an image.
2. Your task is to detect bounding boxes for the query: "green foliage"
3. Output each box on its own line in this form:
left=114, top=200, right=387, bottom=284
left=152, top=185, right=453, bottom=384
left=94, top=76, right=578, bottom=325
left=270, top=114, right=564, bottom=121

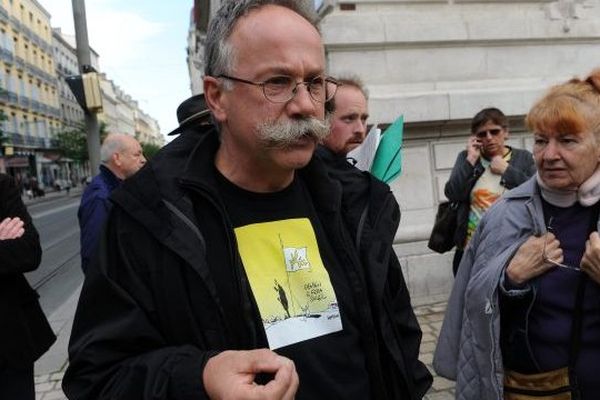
left=0, top=108, right=7, bottom=146
left=141, top=142, right=161, bottom=160
left=55, top=122, right=108, bottom=161
left=55, top=125, right=89, bottom=161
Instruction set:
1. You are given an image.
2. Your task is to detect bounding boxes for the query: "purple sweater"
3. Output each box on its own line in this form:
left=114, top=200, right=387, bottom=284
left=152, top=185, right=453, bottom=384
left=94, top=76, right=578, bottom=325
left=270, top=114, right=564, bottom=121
left=528, top=201, right=600, bottom=399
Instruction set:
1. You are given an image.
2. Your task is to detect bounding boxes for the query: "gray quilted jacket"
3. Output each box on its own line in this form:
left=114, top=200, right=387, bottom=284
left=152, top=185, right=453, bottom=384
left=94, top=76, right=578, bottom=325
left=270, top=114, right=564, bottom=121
left=433, top=177, right=547, bottom=399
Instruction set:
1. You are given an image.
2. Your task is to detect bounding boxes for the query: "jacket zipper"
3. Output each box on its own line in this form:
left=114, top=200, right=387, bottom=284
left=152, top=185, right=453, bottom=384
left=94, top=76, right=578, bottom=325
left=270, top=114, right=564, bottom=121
left=490, top=200, right=542, bottom=399
left=179, top=178, right=258, bottom=348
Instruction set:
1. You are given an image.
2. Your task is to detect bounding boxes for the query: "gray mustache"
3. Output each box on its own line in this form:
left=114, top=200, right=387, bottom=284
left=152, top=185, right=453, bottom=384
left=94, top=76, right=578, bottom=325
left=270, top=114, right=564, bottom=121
left=257, top=118, right=330, bottom=149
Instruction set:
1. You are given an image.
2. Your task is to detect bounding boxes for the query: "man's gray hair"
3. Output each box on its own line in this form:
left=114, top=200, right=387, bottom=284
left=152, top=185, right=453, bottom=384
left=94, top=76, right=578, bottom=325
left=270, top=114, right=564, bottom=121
left=100, top=134, right=128, bottom=164
left=204, top=0, right=319, bottom=78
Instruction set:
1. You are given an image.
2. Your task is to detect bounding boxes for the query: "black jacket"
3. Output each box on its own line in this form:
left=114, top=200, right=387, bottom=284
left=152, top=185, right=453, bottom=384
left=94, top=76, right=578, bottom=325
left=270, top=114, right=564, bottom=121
left=63, top=127, right=432, bottom=400
left=444, top=147, right=536, bottom=249
left=0, top=174, right=55, bottom=368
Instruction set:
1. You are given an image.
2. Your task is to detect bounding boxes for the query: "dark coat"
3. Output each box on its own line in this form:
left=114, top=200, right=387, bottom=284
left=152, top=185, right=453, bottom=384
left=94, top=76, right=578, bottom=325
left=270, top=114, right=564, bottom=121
left=77, top=165, right=121, bottom=273
left=63, top=127, right=432, bottom=400
left=0, top=174, right=55, bottom=368
left=444, top=147, right=536, bottom=249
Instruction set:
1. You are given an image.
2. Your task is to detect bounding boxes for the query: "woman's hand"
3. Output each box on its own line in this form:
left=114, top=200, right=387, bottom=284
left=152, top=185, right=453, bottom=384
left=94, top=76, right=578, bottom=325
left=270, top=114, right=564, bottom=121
left=466, top=136, right=481, bottom=166
left=506, top=233, right=561, bottom=285
left=581, top=232, right=600, bottom=285
left=0, top=217, right=25, bottom=240
left=490, top=155, right=509, bottom=175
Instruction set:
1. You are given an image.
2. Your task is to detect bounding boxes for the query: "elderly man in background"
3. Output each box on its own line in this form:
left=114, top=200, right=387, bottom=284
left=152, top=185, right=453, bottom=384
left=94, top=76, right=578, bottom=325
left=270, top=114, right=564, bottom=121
left=77, top=133, right=146, bottom=273
left=63, top=1, right=431, bottom=399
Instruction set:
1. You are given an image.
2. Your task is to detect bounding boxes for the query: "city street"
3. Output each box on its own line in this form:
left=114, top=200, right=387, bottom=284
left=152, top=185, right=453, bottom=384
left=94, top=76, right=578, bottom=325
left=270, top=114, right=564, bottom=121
left=27, top=194, right=84, bottom=317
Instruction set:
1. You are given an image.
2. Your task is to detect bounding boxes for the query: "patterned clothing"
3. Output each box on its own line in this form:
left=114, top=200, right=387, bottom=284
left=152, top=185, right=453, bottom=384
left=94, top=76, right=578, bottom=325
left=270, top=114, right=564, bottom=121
left=465, top=151, right=512, bottom=244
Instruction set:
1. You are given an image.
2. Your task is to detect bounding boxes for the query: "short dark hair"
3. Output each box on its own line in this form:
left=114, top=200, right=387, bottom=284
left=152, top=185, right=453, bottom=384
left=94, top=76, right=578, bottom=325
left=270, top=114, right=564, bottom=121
left=325, top=75, right=368, bottom=115
left=471, top=107, right=508, bottom=134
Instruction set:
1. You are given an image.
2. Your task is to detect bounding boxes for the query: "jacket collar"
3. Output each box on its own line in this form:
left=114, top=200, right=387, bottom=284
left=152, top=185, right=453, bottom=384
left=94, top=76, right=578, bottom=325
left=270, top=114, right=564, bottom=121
left=99, top=164, right=122, bottom=191
left=503, top=176, right=538, bottom=200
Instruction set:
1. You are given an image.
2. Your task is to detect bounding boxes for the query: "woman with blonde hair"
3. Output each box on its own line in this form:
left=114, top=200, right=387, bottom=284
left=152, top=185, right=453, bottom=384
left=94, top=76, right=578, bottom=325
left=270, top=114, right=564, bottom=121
left=434, top=69, right=600, bottom=399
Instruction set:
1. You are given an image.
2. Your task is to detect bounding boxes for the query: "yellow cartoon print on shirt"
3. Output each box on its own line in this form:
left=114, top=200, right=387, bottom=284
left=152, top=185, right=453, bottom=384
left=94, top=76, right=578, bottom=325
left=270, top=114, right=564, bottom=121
left=235, top=218, right=342, bottom=350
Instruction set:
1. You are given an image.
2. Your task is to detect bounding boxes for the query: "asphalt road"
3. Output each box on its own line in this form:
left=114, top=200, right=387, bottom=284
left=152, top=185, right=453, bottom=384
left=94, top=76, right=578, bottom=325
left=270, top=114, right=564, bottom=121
left=25, top=195, right=84, bottom=316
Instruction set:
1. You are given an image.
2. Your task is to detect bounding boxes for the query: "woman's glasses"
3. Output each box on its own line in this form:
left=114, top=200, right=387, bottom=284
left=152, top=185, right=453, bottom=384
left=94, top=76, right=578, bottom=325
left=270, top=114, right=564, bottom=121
left=542, top=220, right=581, bottom=272
left=475, top=128, right=502, bottom=139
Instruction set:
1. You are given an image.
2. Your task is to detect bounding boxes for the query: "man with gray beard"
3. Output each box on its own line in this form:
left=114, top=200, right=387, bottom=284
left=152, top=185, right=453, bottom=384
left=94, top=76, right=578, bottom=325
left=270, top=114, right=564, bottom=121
left=63, top=1, right=431, bottom=399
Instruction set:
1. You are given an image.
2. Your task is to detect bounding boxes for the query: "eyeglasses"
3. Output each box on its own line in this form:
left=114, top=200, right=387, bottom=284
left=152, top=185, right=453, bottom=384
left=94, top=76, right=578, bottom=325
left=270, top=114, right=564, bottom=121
left=475, top=128, right=503, bottom=139
left=218, top=74, right=340, bottom=104
left=542, top=221, right=581, bottom=272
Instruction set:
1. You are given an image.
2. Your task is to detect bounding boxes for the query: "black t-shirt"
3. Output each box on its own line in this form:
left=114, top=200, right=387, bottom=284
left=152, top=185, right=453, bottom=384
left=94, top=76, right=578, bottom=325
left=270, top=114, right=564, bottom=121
left=215, top=170, right=371, bottom=399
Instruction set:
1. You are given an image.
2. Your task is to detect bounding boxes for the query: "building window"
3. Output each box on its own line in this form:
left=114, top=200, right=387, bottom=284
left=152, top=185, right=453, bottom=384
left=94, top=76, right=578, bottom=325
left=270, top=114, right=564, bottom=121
left=23, top=117, right=30, bottom=135
left=5, top=73, right=13, bottom=92
left=11, top=113, right=18, bottom=133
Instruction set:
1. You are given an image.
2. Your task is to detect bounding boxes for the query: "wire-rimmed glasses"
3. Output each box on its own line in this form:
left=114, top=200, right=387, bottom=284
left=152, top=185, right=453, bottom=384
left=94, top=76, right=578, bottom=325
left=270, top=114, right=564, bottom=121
left=218, top=74, right=341, bottom=103
left=542, top=221, right=581, bottom=272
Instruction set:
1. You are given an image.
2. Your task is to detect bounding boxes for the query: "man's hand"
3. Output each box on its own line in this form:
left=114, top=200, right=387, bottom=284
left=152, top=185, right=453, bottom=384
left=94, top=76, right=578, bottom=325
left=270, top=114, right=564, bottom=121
left=466, top=136, right=481, bottom=166
left=581, top=232, right=600, bottom=285
left=203, top=349, right=298, bottom=400
left=490, top=155, right=509, bottom=175
left=506, top=233, right=560, bottom=285
left=0, top=217, right=25, bottom=240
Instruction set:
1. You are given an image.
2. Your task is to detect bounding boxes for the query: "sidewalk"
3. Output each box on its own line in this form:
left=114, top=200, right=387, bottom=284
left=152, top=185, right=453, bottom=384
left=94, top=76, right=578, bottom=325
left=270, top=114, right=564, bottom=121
left=23, top=185, right=84, bottom=207
left=33, top=294, right=454, bottom=400
left=34, top=287, right=81, bottom=400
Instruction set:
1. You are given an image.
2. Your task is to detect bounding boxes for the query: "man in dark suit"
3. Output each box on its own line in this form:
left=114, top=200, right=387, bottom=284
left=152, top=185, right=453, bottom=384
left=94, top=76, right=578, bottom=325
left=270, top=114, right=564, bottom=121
left=0, top=173, right=55, bottom=399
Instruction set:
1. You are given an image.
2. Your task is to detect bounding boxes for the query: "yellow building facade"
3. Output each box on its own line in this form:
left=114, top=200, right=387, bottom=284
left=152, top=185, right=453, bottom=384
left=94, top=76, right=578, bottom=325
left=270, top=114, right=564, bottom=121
left=0, top=0, right=60, bottom=185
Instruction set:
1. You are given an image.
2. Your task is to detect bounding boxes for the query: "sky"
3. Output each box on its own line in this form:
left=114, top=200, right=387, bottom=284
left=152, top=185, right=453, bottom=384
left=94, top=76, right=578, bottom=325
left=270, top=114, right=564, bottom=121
left=41, top=0, right=193, bottom=141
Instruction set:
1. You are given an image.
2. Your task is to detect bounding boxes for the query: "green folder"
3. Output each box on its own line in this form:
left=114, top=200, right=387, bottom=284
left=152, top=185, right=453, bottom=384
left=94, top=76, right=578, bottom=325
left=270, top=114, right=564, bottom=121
left=370, top=115, right=403, bottom=183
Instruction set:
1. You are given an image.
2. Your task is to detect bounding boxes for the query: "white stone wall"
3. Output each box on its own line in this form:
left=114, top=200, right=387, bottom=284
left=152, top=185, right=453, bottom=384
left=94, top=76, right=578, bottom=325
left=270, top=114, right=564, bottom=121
left=320, top=0, right=600, bottom=302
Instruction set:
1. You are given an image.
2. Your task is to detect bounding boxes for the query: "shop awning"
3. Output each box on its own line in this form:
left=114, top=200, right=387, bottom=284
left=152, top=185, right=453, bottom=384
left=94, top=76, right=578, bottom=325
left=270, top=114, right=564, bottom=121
left=5, top=156, right=29, bottom=168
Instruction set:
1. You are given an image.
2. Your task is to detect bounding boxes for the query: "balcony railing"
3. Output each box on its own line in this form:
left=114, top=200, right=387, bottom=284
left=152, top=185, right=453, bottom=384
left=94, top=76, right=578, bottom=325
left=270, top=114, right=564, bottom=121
left=10, top=132, right=47, bottom=148
left=30, top=99, right=42, bottom=112
left=21, top=25, right=33, bottom=40
left=23, top=61, right=58, bottom=86
left=18, top=95, right=31, bottom=108
left=10, top=16, right=20, bottom=29
left=0, top=4, right=9, bottom=20
left=0, top=90, right=19, bottom=104
left=15, top=56, right=25, bottom=69
left=0, top=47, right=14, bottom=63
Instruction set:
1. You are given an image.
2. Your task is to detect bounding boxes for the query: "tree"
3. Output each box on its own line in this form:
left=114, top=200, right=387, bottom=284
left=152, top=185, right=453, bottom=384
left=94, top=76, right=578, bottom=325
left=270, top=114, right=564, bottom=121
left=0, top=88, right=7, bottom=153
left=0, top=110, right=7, bottom=147
left=55, top=121, right=108, bottom=162
left=141, top=142, right=161, bottom=160
left=55, top=124, right=89, bottom=161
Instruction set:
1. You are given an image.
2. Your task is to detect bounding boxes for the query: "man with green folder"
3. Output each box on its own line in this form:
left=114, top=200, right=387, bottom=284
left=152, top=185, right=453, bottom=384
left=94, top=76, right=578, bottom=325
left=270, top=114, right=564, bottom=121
left=371, top=115, right=404, bottom=184
left=322, top=75, right=370, bottom=156
left=322, top=74, right=404, bottom=185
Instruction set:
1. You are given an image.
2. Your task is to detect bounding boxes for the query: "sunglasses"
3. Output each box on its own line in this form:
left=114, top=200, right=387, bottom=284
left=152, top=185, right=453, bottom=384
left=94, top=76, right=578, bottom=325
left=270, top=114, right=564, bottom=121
left=475, top=128, right=502, bottom=139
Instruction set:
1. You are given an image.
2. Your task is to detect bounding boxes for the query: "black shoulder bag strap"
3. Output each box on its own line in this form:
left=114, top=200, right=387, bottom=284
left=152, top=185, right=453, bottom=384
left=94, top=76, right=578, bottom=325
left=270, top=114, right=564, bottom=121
left=567, top=205, right=597, bottom=400
left=567, top=274, right=586, bottom=400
